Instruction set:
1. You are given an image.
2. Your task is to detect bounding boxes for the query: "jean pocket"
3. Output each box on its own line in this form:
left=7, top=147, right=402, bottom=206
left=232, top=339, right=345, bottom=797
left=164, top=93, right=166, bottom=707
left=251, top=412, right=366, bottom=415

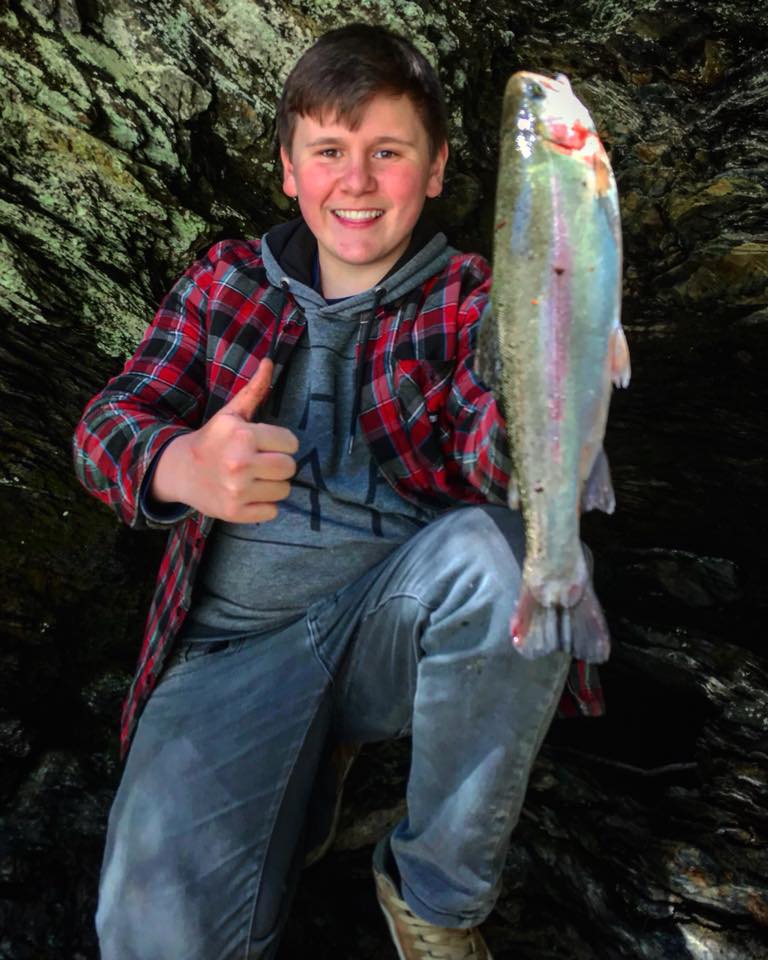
left=160, top=639, right=238, bottom=681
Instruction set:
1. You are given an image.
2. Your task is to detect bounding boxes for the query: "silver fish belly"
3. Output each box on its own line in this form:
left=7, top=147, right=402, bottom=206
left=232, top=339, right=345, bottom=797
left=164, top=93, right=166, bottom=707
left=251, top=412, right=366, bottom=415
left=476, top=71, right=631, bottom=663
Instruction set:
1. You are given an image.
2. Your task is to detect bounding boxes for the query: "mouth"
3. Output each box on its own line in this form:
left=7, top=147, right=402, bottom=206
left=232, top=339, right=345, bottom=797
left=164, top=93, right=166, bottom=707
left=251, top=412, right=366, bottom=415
left=331, top=209, right=384, bottom=222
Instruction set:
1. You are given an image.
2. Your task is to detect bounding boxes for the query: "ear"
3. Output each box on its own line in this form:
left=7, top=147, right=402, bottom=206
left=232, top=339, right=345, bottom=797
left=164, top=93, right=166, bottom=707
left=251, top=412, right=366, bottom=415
left=426, top=140, right=449, bottom=198
left=280, top=145, right=297, bottom=198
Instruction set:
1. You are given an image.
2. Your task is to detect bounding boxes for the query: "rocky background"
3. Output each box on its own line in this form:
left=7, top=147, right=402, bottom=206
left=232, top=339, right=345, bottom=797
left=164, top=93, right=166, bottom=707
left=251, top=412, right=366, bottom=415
left=1, top=0, right=766, bottom=957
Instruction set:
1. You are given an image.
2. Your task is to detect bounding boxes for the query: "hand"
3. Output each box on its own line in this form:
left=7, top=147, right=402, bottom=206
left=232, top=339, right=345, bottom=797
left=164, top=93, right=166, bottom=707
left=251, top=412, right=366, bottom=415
left=150, top=359, right=298, bottom=523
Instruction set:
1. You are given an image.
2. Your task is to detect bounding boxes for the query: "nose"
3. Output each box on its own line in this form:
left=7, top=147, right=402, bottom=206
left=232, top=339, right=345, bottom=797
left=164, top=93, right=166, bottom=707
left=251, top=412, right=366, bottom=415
left=340, top=154, right=375, bottom=194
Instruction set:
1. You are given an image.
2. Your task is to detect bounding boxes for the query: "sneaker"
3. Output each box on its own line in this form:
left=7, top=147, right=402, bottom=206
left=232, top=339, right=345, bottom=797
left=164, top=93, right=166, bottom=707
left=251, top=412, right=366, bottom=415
left=304, top=742, right=360, bottom=867
left=372, top=839, right=494, bottom=960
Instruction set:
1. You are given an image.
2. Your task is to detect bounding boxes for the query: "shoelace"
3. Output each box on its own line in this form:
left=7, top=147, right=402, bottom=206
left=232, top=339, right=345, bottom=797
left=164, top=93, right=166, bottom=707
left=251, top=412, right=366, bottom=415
left=389, top=888, right=480, bottom=959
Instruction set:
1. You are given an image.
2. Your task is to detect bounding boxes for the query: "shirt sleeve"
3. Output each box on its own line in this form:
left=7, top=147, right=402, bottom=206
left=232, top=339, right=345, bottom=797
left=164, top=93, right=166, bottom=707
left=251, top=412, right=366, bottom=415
left=442, top=257, right=513, bottom=505
left=72, top=245, right=219, bottom=530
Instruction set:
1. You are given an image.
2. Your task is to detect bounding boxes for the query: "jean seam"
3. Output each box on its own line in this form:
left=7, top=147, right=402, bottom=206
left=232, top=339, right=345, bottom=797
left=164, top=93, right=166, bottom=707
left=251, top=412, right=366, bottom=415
left=307, top=615, right=335, bottom=683
left=334, top=593, right=434, bottom=722
left=400, top=874, right=491, bottom=928
left=358, top=590, right=435, bottom=624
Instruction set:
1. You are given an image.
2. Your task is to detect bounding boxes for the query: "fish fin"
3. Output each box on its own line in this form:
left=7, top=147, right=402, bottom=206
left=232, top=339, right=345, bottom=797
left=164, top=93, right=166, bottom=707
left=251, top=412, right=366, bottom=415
left=507, top=475, right=521, bottom=510
left=510, top=585, right=538, bottom=652
left=510, top=581, right=611, bottom=664
left=511, top=585, right=571, bottom=659
left=610, top=324, right=631, bottom=388
left=582, top=447, right=616, bottom=514
left=564, top=577, right=612, bottom=663
left=593, top=152, right=611, bottom=196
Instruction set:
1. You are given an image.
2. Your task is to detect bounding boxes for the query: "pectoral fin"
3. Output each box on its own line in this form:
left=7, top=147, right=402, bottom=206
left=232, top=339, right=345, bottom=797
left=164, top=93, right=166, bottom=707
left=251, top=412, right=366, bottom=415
left=610, top=324, right=631, bottom=388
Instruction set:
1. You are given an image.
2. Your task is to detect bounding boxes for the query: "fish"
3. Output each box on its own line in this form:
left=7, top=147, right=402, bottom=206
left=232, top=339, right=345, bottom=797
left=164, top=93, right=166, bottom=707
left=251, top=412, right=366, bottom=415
left=475, top=71, right=631, bottom=663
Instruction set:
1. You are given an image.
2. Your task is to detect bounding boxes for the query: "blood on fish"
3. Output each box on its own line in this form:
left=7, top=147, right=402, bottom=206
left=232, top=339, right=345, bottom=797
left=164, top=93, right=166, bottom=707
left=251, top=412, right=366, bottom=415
left=511, top=587, right=536, bottom=647
left=547, top=120, right=591, bottom=151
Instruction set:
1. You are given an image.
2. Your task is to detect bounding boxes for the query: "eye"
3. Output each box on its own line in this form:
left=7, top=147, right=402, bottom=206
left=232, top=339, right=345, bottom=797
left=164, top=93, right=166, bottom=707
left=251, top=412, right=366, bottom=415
left=374, top=149, right=397, bottom=159
left=318, top=148, right=341, bottom=158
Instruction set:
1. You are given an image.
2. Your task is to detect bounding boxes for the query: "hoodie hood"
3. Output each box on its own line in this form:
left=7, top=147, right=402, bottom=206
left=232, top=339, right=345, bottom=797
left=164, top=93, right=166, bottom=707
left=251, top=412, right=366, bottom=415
left=259, top=216, right=457, bottom=453
left=260, top=216, right=455, bottom=316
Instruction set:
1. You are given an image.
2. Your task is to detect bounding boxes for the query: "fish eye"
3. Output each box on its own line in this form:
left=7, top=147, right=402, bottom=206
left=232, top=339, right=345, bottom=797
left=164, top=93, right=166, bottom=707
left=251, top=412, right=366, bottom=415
left=526, top=81, right=546, bottom=99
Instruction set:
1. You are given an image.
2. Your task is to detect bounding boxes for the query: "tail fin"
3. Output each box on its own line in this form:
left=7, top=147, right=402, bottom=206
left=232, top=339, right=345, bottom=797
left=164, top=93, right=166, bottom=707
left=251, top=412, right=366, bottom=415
left=511, top=580, right=611, bottom=663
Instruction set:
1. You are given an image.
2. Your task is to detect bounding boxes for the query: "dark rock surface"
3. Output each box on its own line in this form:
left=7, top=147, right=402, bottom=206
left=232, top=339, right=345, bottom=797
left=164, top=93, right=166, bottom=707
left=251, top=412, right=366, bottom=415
left=1, top=0, right=766, bottom=957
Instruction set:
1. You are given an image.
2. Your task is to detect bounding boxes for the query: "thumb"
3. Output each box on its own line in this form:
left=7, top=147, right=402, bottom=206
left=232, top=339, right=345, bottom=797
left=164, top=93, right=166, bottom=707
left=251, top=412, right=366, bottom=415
left=222, top=358, right=275, bottom=421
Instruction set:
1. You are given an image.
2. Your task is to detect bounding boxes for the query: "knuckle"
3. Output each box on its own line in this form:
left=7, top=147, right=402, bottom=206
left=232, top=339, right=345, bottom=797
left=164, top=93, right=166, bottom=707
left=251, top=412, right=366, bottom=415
left=251, top=423, right=270, bottom=444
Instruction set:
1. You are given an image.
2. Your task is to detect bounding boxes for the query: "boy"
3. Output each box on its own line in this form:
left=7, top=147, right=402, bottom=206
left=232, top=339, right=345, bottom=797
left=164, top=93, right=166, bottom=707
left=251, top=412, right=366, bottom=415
left=73, top=23, right=602, bottom=960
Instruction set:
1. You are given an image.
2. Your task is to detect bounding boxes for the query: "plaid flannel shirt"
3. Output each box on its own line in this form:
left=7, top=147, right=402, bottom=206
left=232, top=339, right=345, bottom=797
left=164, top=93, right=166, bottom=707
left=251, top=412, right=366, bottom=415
left=73, top=238, right=605, bottom=757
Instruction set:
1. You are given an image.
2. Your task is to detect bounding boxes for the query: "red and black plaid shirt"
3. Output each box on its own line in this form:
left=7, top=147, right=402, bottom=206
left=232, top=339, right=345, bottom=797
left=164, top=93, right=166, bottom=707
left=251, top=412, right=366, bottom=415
left=73, top=238, right=605, bottom=757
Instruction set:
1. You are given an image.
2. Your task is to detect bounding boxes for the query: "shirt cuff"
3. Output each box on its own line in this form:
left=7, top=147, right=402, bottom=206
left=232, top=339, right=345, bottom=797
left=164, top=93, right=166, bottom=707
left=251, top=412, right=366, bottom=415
left=139, top=437, right=194, bottom=525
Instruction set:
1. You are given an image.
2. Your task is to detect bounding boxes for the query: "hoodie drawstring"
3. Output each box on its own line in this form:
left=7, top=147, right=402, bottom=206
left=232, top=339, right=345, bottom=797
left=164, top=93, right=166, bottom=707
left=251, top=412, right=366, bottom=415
left=270, top=278, right=292, bottom=361
left=347, top=284, right=385, bottom=454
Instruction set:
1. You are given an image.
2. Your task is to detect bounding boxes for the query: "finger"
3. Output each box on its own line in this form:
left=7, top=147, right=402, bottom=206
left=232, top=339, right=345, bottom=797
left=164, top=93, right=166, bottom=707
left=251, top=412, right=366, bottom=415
left=250, top=423, right=300, bottom=456
left=250, top=452, right=297, bottom=481
left=229, top=502, right=280, bottom=524
left=224, top=358, right=275, bottom=421
left=246, top=479, right=292, bottom=503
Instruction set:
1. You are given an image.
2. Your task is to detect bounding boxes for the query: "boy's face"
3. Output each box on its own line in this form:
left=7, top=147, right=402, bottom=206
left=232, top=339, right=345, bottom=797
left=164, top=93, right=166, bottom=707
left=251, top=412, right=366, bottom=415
left=281, top=93, right=448, bottom=296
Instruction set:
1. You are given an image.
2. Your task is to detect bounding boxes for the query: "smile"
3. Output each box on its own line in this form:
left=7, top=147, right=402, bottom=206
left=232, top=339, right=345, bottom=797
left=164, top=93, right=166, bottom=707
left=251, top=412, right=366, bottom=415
left=332, top=209, right=384, bottom=220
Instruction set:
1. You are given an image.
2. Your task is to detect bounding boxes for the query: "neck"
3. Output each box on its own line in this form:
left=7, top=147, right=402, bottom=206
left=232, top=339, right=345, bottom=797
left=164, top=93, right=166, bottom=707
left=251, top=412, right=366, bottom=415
left=319, top=243, right=410, bottom=299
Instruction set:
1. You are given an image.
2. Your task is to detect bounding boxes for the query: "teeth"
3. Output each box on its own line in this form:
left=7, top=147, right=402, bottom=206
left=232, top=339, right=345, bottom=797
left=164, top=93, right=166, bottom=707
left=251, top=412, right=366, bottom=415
left=333, top=209, right=383, bottom=220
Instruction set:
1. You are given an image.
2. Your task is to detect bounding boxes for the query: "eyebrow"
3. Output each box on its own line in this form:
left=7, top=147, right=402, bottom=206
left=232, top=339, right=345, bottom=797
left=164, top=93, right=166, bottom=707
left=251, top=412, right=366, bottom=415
left=303, top=135, right=417, bottom=148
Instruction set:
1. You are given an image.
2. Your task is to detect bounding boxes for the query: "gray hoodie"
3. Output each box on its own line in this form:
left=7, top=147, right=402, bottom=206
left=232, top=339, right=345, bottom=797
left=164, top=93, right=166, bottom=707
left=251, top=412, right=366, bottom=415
left=184, top=219, right=458, bottom=641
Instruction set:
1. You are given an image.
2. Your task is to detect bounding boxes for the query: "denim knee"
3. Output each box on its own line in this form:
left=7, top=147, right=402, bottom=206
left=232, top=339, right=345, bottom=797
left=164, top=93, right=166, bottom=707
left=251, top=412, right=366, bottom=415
left=409, top=506, right=526, bottom=661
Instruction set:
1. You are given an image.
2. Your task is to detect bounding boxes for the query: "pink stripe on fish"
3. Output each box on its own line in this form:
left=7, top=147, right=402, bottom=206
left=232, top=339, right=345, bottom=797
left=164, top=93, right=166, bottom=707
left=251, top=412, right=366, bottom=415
left=546, top=174, right=572, bottom=464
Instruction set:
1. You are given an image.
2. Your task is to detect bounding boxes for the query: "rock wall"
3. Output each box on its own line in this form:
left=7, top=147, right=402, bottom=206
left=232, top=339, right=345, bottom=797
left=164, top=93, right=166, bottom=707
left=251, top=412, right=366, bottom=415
left=1, top=0, right=766, bottom=957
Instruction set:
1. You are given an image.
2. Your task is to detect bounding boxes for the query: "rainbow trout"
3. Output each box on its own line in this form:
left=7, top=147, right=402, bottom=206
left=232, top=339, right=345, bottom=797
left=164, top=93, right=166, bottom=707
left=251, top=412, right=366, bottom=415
left=476, top=71, right=631, bottom=663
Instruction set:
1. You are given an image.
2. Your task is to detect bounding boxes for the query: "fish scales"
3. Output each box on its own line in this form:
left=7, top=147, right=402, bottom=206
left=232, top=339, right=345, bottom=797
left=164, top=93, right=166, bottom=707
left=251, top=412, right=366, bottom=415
left=477, top=71, right=631, bottom=663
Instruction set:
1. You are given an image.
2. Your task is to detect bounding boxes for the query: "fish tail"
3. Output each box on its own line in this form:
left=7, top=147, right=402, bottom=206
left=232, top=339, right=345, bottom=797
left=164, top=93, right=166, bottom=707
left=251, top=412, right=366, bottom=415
left=564, top=577, right=611, bottom=662
left=510, top=581, right=611, bottom=663
left=511, top=586, right=562, bottom=659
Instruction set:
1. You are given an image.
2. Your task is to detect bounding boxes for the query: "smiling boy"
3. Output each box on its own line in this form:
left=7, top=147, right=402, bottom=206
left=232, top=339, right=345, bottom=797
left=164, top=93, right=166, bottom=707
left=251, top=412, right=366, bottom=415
left=281, top=92, right=447, bottom=298
left=73, top=23, right=602, bottom=960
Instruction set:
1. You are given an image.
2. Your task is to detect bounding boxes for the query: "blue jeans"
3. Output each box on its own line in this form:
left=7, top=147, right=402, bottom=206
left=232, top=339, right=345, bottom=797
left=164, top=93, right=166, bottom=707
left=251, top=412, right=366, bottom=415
left=96, top=506, right=571, bottom=959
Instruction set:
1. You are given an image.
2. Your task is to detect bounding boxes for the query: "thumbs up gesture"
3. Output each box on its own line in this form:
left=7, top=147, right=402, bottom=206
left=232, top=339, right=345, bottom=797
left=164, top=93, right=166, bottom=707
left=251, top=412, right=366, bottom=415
left=149, top=358, right=299, bottom=523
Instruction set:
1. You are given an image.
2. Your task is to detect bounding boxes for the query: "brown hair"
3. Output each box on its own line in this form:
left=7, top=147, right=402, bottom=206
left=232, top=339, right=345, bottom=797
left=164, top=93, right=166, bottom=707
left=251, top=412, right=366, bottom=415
left=277, top=24, right=448, bottom=159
